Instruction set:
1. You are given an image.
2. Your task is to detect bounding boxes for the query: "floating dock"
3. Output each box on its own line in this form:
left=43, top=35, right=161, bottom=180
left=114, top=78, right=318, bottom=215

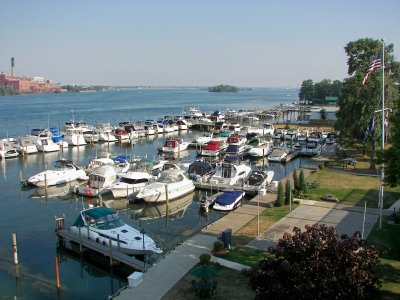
left=55, top=224, right=147, bottom=272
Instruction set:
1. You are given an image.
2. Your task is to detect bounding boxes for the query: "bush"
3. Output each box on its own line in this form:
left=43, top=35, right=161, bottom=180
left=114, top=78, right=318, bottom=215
left=199, top=253, right=211, bottom=265
left=318, top=164, right=325, bottom=170
left=276, top=181, right=284, bottom=207
left=213, top=241, right=224, bottom=252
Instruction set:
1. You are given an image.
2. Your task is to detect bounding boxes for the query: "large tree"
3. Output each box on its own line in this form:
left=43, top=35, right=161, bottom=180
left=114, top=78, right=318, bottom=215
left=335, top=38, right=400, bottom=175
left=298, top=79, right=315, bottom=102
left=242, top=223, right=381, bottom=300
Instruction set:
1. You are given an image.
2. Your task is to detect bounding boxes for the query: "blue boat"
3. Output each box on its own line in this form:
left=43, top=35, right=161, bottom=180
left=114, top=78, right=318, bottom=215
left=212, top=190, right=245, bottom=211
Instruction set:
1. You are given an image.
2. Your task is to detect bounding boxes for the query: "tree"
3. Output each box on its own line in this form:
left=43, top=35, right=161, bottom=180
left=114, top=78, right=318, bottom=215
left=293, top=169, right=299, bottom=191
left=285, top=180, right=292, bottom=205
left=320, top=108, right=327, bottom=120
left=276, top=181, right=284, bottom=207
left=242, top=223, right=381, bottom=300
left=335, top=38, right=400, bottom=171
left=299, top=168, right=307, bottom=193
left=298, top=79, right=315, bottom=102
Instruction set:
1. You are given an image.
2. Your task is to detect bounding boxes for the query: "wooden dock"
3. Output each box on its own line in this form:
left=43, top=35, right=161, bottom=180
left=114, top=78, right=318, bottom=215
left=56, top=229, right=146, bottom=272
left=194, top=181, right=264, bottom=196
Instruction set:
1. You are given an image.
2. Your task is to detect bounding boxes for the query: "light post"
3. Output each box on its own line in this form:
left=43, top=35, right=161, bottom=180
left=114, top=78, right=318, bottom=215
left=140, top=228, right=146, bottom=271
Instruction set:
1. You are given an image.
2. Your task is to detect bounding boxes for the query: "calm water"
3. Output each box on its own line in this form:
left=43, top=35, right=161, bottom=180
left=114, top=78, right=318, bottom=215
left=0, top=88, right=307, bottom=300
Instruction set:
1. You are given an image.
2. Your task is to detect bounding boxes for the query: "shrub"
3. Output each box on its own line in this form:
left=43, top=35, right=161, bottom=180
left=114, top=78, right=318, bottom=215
left=199, top=253, right=211, bottom=265
left=285, top=180, right=292, bottom=205
left=276, top=181, right=284, bottom=207
left=213, top=241, right=224, bottom=252
left=293, top=169, right=299, bottom=190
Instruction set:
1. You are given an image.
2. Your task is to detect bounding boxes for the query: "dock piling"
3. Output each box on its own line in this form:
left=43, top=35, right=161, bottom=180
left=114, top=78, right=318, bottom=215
left=54, top=256, right=61, bottom=288
left=12, top=233, right=18, bottom=265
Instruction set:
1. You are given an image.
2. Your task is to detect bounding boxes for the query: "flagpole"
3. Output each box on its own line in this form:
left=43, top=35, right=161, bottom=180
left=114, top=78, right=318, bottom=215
left=379, top=39, right=385, bottom=229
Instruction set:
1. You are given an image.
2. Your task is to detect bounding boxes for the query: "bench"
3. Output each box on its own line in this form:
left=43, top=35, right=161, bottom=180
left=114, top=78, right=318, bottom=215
left=307, top=181, right=319, bottom=188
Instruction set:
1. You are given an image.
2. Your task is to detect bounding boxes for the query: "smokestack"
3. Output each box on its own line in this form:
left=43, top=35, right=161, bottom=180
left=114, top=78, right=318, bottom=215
left=11, top=57, right=15, bottom=77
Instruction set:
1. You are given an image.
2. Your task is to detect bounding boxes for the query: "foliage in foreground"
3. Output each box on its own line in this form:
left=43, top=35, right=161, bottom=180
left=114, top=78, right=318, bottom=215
left=242, top=223, right=381, bottom=300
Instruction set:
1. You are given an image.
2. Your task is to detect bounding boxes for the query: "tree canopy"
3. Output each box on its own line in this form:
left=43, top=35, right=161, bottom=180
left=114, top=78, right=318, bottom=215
left=335, top=38, right=400, bottom=184
left=208, top=84, right=239, bottom=93
left=299, top=79, right=342, bottom=103
left=242, top=223, right=381, bottom=300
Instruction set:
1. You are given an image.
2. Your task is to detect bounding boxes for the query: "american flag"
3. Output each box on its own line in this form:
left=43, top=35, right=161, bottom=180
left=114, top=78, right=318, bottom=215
left=362, top=52, right=382, bottom=85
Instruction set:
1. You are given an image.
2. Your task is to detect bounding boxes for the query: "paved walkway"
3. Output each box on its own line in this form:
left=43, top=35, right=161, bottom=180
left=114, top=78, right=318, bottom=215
left=114, top=233, right=249, bottom=300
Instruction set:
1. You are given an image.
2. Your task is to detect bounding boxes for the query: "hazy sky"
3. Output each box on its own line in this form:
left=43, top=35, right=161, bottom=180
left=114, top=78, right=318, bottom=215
left=1, top=0, right=399, bottom=87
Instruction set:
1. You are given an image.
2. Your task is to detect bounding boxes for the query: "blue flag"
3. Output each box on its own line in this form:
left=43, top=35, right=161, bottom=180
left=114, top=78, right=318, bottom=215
left=361, top=118, right=374, bottom=144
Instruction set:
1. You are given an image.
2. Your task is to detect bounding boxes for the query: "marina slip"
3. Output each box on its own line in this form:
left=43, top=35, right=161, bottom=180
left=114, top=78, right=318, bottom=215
left=0, top=87, right=319, bottom=300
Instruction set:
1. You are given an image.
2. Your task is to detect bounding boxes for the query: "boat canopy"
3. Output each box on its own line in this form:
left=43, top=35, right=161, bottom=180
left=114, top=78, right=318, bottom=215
left=72, top=207, right=124, bottom=229
left=215, top=190, right=243, bottom=206
left=188, top=161, right=214, bottom=176
left=225, top=144, right=239, bottom=154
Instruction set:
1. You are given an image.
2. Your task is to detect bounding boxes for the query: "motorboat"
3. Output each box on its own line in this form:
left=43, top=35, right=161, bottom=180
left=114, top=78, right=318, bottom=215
left=135, top=169, right=195, bottom=202
left=64, top=127, right=87, bottom=146
left=187, top=160, right=216, bottom=182
left=284, top=128, right=299, bottom=140
left=69, top=207, right=162, bottom=255
left=200, top=140, right=227, bottom=157
left=76, top=164, right=118, bottom=197
left=300, top=141, right=321, bottom=156
left=272, top=128, right=286, bottom=140
left=209, top=157, right=251, bottom=186
left=82, top=128, right=100, bottom=143
left=247, top=140, right=273, bottom=158
left=31, top=129, right=60, bottom=152
left=212, top=190, right=245, bottom=211
left=297, top=130, right=309, bottom=142
left=245, top=170, right=274, bottom=195
left=307, top=131, right=323, bottom=143
left=268, top=147, right=288, bottom=162
left=96, top=123, right=118, bottom=142
left=111, top=171, right=154, bottom=198
left=161, top=138, right=190, bottom=153
left=176, top=119, right=189, bottom=131
left=190, top=133, right=213, bottom=148
left=262, top=123, right=275, bottom=136
left=26, top=159, right=88, bottom=187
left=114, top=128, right=130, bottom=142
left=131, top=193, right=193, bottom=220
left=0, top=139, right=19, bottom=158
left=49, top=128, right=68, bottom=148
left=144, top=120, right=156, bottom=135
left=12, top=136, right=38, bottom=155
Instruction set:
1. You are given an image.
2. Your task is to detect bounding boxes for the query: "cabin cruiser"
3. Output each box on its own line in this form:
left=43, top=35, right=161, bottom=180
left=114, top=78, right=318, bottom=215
left=247, top=139, right=273, bottom=158
left=76, top=164, right=117, bottom=197
left=212, top=190, right=245, bottom=211
left=95, top=123, right=118, bottom=142
left=161, top=138, right=190, bottom=153
left=49, top=128, right=68, bottom=148
left=200, top=139, right=228, bottom=157
left=0, top=139, right=19, bottom=158
left=245, top=170, right=274, bottom=195
left=26, top=159, right=88, bottom=187
left=272, top=128, right=286, bottom=140
left=187, top=160, right=216, bottom=182
left=13, top=136, right=38, bottom=155
left=111, top=171, right=154, bottom=198
left=31, top=129, right=60, bottom=152
left=82, top=128, right=100, bottom=143
left=268, top=147, right=289, bottom=162
left=69, top=207, right=162, bottom=255
left=297, top=130, right=309, bottom=142
left=190, top=133, right=213, bottom=147
left=307, top=131, right=323, bottom=143
left=114, top=128, right=130, bottom=142
left=209, top=157, right=252, bottom=186
left=300, top=141, right=321, bottom=156
left=135, top=169, right=195, bottom=202
left=284, top=128, right=299, bottom=140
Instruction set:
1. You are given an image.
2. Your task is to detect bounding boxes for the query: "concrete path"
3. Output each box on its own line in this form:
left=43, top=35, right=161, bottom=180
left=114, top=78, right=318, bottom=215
left=247, top=200, right=392, bottom=250
left=114, top=233, right=249, bottom=300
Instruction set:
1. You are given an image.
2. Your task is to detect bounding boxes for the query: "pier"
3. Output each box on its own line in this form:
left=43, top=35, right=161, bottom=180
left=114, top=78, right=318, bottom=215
left=55, top=223, right=146, bottom=272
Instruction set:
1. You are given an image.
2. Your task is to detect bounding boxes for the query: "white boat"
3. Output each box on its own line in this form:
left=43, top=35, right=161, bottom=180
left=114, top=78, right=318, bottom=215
left=111, top=171, right=154, bottom=198
left=212, top=190, right=245, bottom=211
left=31, top=129, right=60, bottom=152
left=13, top=136, right=38, bottom=154
left=284, top=128, right=299, bottom=140
left=69, top=207, right=162, bottom=255
left=262, top=123, right=275, bottom=136
left=297, top=130, right=309, bottom=142
left=114, top=128, right=130, bottom=142
left=272, top=128, right=286, bottom=140
left=245, top=170, right=274, bottom=195
left=135, top=169, right=195, bottom=203
left=96, top=123, right=118, bottom=142
left=300, top=141, right=321, bottom=156
left=77, top=164, right=118, bottom=197
left=200, top=139, right=227, bottom=157
left=268, top=147, right=288, bottom=162
left=187, top=160, right=216, bottom=182
left=161, top=138, right=190, bottom=153
left=64, top=127, right=87, bottom=146
left=0, top=139, right=19, bottom=158
left=82, top=128, right=100, bottom=143
left=26, top=159, right=88, bottom=187
left=190, top=133, right=213, bottom=147
left=307, top=131, right=323, bottom=143
left=247, top=140, right=273, bottom=158
left=209, top=158, right=252, bottom=186
left=176, top=119, right=189, bottom=131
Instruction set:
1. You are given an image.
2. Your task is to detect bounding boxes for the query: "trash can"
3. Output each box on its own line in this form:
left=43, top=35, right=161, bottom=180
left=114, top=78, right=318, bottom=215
left=221, top=229, right=232, bottom=248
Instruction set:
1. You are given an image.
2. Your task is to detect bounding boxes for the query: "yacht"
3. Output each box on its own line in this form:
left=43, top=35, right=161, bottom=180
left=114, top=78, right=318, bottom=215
left=69, top=207, right=162, bottom=255
left=26, top=159, right=88, bottom=187
left=31, top=129, right=61, bottom=152
left=13, top=136, right=38, bottom=155
left=135, top=169, right=195, bottom=202
left=212, top=190, right=245, bottom=211
left=268, top=147, right=288, bottom=162
left=161, top=138, right=190, bottom=153
left=76, top=164, right=118, bottom=197
left=0, top=139, right=19, bottom=158
left=247, top=140, right=273, bottom=158
left=245, top=170, right=274, bottom=195
left=209, top=158, right=252, bottom=186
left=96, top=123, right=118, bottom=142
left=111, top=171, right=154, bottom=198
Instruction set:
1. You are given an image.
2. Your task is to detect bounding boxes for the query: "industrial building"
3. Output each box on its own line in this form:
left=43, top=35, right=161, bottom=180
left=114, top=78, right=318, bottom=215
left=0, top=57, right=62, bottom=93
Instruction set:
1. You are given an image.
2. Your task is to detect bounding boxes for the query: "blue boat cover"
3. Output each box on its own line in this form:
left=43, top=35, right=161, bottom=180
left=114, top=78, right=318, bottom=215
left=113, top=155, right=131, bottom=163
left=215, top=190, right=243, bottom=206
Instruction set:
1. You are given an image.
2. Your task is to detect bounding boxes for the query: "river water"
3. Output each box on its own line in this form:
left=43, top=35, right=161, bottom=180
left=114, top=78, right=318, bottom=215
left=0, top=88, right=308, bottom=300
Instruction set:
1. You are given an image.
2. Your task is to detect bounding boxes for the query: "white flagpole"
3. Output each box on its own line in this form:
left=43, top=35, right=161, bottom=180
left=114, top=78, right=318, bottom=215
left=379, top=39, right=385, bottom=229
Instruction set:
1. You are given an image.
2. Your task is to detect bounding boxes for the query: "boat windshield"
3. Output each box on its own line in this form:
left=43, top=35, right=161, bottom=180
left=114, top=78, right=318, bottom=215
left=158, top=172, right=181, bottom=183
left=94, top=213, right=124, bottom=230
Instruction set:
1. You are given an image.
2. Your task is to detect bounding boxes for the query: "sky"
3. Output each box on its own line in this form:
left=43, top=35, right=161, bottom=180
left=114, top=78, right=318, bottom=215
left=1, top=0, right=399, bottom=88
